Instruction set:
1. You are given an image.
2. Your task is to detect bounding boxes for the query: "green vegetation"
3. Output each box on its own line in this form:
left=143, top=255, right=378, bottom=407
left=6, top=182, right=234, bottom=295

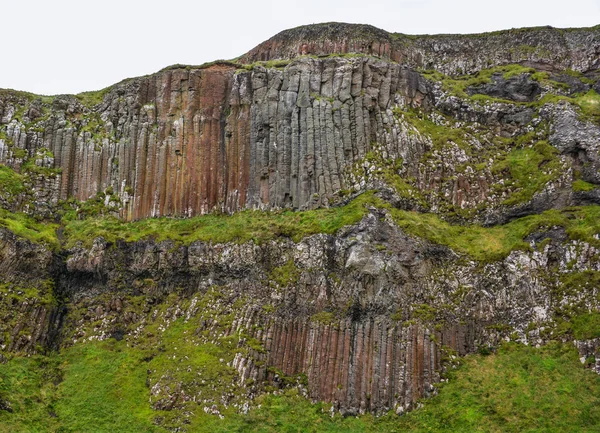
left=61, top=192, right=374, bottom=249
left=420, top=64, right=540, bottom=100
left=491, top=140, right=562, bottom=206
left=269, top=259, right=301, bottom=287
left=0, top=281, right=56, bottom=307
left=575, top=90, right=600, bottom=123
left=0, top=356, right=62, bottom=432
left=54, top=341, right=161, bottom=433
left=390, top=342, right=600, bottom=433
left=0, top=89, right=55, bottom=105
left=238, top=59, right=292, bottom=71
left=310, top=311, right=337, bottom=324
left=570, top=313, right=600, bottom=340
left=422, top=65, right=600, bottom=123
left=63, top=190, right=591, bottom=262
left=394, top=105, right=564, bottom=210
left=187, top=341, right=600, bottom=433
left=0, top=208, right=59, bottom=250
left=76, top=87, right=112, bottom=107
left=393, top=107, right=475, bottom=154
left=351, top=150, right=427, bottom=208
left=2, top=340, right=598, bottom=432
left=0, top=165, right=25, bottom=196
left=573, top=179, right=597, bottom=192
left=0, top=187, right=598, bottom=263
left=388, top=204, right=600, bottom=262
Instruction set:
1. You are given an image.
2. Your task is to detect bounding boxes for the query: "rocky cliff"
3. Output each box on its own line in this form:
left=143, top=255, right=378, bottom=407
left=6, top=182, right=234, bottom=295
left=1, top=22, right=600, bottom=431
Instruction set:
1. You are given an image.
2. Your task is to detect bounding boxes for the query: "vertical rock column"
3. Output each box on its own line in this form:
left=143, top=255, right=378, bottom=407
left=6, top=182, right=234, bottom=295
left=237, top=316, right=475, bottom=414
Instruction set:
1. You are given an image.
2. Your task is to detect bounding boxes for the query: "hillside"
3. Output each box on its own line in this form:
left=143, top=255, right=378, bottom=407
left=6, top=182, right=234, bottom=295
left=0, top=22, right=599, bottom=432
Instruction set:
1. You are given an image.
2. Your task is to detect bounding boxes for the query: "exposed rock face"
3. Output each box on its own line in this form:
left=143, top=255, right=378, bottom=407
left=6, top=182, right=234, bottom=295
left=0, top=229, right=62, bottom=354
left=0, top=59, right=432, bottom=219
left=0, top=22, right=600, bottom=424
left=0, top=23, right=598, bottom=221
left=241, top=22, right=600, bottom=75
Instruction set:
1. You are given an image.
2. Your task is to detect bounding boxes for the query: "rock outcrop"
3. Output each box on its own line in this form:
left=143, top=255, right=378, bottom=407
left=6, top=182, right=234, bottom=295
left=0, top=23, right=598, bottom=221
left=0, top=21, right=600, bottom=428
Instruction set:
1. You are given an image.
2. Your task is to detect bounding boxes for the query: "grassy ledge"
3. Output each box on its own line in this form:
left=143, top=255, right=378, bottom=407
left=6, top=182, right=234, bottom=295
left=0, top=190, right=596, bottom=263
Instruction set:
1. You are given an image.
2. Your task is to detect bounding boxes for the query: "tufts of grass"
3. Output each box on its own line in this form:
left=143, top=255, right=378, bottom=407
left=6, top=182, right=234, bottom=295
left=269, top=259, right=301, bottom=287
left=75, top=87, right=112, bottom=108
left=570, top=313, right=600, bottom=340
left=0, top=356, right=62, bottom=433
left=422, top=65, right=600, bottom=124
left=389, top=205, right=600, bottom=262
left=53, top=341, right=161, bottom=433
left=61, top=192, right=375, bottom=249
left=56, top=191, right=600, bottom=263
left=0, top=165, right=25, bottom=196
left=421, top=64, right=538, bottom=100
left=574, top=90, right=600, bottom=123
left=491, top=140, right=562, bottom=206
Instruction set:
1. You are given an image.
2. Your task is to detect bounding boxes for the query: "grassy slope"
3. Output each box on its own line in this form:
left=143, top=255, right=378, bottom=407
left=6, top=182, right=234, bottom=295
left=1, top=342, right=599, bottom=432
left=0, top=188, right=598, bottom=262
left=60, top=192, right=600, bottom=262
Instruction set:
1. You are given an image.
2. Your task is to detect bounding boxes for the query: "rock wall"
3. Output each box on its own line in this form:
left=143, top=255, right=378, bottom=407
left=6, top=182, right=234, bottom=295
left=2, top=204, right=598, bottom=413
left=2, top=23, right=598, bottom=221
left=0, top=22, right=600, bottom=420
left=240, top=22, right=600, bottom=75
left=0, top=58, right=429, bottom=219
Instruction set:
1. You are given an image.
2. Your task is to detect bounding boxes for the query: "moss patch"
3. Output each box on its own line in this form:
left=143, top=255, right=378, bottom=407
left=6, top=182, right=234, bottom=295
left=0, top=165, right=25, bottom=197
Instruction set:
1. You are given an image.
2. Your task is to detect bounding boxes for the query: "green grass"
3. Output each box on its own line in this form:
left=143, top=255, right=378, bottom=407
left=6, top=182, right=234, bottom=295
left=2, top=341, right=598, bottom=432
left=421, top=64, right=539, bottom=100
left=422, top=65, right=600, bottom=123
left=54, top=341, right=161, bottom=433
left=393, top=108, right=472, bottom=154
left=0, top=187, right=597, bottom=264
left=391, top=342, right=600, bottom=433
left=573, top=179, right=597, bottom=192
left=570, top=313, right=600, bottom=340
left=75, top=87, right=112, bottom=107
left=388, top=205, right=600, bottom=262
left=61, top=192, right=374, bottom=249
left=0, top=356, right=61, bottom=433
left=0, top=208, right=59, bottom=250
left=4, top=190, right=597, bottom=263
left=574, top=90, right=600, bottom=122
left=0, top=165, right=25, bottom=196
left=491, top=140, right=562, bottom=206
left=174, top=340, right=600, bottom=433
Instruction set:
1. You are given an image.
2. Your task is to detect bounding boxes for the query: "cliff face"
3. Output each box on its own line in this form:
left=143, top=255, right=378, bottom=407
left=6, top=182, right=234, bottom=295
left=240, top=22, right=600, bottom=74
left=1, top=22, right=600, bottom=430
left=0, top=58, right=430, bottom=219
left=1, top=23, right=598, bottom=221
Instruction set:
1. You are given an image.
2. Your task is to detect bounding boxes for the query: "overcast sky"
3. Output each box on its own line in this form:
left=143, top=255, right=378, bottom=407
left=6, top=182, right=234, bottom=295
left=2, top=0, right=599, bottom=95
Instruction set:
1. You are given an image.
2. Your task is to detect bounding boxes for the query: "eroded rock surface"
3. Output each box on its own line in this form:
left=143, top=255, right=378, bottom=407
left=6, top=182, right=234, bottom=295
left=0, top=22, right=599, bottom=425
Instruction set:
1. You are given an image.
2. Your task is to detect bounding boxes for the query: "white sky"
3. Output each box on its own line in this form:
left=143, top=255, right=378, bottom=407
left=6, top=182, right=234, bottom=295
left=1, top=0, right=599, bottom=95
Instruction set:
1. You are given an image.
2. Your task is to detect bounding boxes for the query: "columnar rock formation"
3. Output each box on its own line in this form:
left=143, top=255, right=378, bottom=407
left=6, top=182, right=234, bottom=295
left=0, top=58, right=431, bottom=219
left=0, top=23, right=598, bottom=220
left=1, top=22, right=600, bottom=427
